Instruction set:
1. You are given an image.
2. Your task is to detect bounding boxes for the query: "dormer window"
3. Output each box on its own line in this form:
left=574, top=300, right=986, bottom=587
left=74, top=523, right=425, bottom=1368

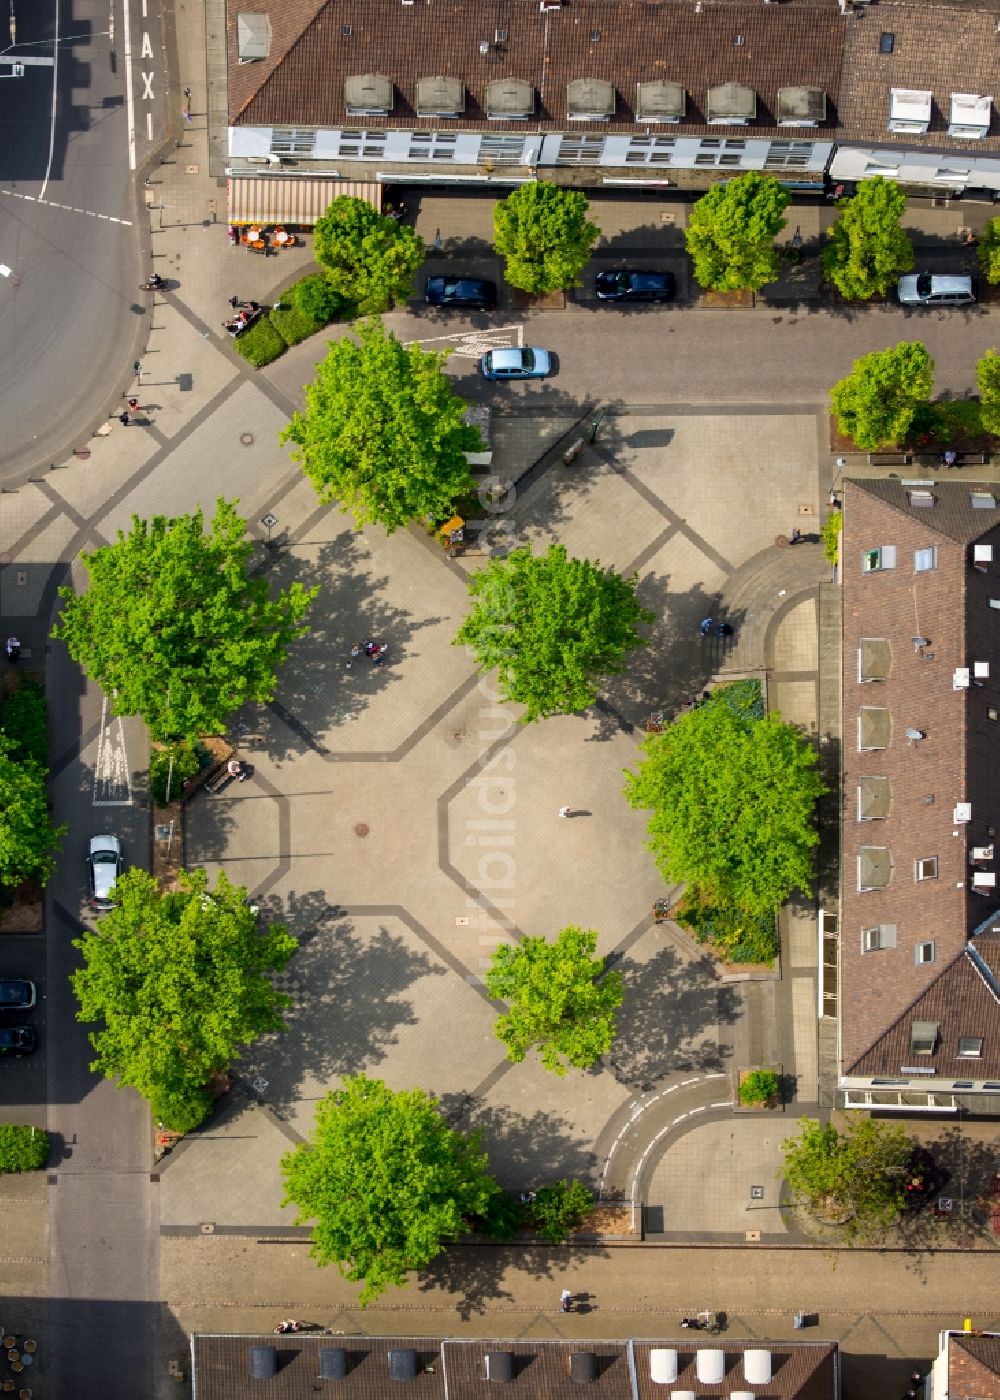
left=344, top=74, right=393, bottom=116
left=910, top=1020, right=938, bottom=1055
left=949, top=93, right=991, bottom=141
left=566, top=78, right=615, bottom=122
left=706, top=83, right=756, bottom=126
left=776, top=86, right=826, bottom=127
left=635, top=80, right=686, bottom=124
left=485, top=78, right=534, bottom=121
left=889, top=89, right=931, bottom=135
left=415, top=76, right=465, bottom=118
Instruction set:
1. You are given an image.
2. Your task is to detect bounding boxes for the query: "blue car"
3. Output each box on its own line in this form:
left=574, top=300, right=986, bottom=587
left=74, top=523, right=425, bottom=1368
left=479, top=347, right=552, bottom=380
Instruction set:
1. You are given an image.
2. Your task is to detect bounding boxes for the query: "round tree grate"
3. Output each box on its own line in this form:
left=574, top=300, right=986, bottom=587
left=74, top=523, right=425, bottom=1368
left=240, top=432, right=254, bottom=447
left=354, top=822, right=369, bottom=838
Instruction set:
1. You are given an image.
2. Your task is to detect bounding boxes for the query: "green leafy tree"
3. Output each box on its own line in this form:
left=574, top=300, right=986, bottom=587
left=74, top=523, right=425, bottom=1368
left=493, top=182, right=600, bottom=294
left=484, top=925, right=623, bottom=1075
left=529, top=1179, right=594, bottom=1243
left=72, top=868, right=297, bottom=1132
left=293, top=273, right=349, bottom=325
left=0, top=1125, right=49, bottom=1174
left=685, top=173, right=791, bottom=292
left=454, top=544, right=654, bottom=723
left=52, top=499, right=316, bottom=741
left=978, top=217, right=1000, bottom=285
left=0, top=737, right=65, bottom=887
left=281, top=1074, right=498, bottom=1305
left=830, top=342, right=933, bottom=451
left=782, top=1116, right=915, bottom=1237
left=0, top=680, right=48, bottom=765
left=738, top=1069, right=779, bottom=1106
left=978, top=348, right=1000, bottom=436
left=822, top=177, right=913, bottom=300
left=313, top=196, right=424, bottom=313
left=282, top=319, right=480, bottom=531
left=624, top=685, right=826, bottom=917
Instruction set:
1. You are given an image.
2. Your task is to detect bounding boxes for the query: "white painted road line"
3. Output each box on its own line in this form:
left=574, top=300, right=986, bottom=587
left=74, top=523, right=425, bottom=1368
left=123, top=0, right=136, bottom=170
left=0, top=189, right=134, bottom=226
left=37, top=0, right=61, bottom=202
left=93, top=695, right=133, bottom=807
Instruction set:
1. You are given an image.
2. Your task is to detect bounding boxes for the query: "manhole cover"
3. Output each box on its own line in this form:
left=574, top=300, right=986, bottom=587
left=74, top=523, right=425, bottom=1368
left=240, top=432, right=254, bottom=447
left=354, top=822, right=369, bottom=838
left=449, top=728, right=466, bottom=742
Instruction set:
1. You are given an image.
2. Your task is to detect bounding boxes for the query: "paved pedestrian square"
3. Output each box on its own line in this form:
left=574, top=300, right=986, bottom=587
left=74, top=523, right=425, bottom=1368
left=169, top=406, right=829, bottom=1232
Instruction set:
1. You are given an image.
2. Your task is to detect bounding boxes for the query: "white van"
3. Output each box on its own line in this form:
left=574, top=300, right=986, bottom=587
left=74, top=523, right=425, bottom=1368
left=898, top=271, right=976, bottom=307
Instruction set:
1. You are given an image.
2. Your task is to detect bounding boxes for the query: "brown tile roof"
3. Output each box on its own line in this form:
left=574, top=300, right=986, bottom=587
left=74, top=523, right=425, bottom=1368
left=846, top=933, right=1000, bottom=1078
left=949, top=1334, right=1000, bottom=1400
left=441, top=1340, right=633, bottom=1400
left=191, top=1336, right=447, bottom=1400
left=227, top=0, right=845, bottom=136
left=838, top=0, right=1000, bottom=154
left=840, top=480, right=1000, bottom=1070
left=190, top=1336, right=840, bottom=1400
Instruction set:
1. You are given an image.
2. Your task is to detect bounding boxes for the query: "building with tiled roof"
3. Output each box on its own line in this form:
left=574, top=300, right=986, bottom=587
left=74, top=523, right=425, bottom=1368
left=930, top=1330, right=1000, bottom=1400
left=189, top=1334, right=840, bottom=1400
left=830, top=0, right=1000, bottom=193
left=220, top=0, right=1000, bottom=215
left=839, top=480, right=1000, bottom=1113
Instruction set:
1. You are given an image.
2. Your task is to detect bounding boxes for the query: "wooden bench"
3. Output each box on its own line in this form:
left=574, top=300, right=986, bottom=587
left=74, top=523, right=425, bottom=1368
left=204, top=763, right=234, bottom=796
left=867, top=451, right=912, bottom=467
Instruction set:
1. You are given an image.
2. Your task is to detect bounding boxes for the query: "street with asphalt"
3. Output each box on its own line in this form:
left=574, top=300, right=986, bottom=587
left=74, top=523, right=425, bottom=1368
left=0, top=2, right=999, bottom=1397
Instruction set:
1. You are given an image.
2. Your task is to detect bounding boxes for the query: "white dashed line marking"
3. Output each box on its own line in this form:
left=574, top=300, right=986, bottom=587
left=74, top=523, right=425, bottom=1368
left=0, top=189, right=133, bottom=226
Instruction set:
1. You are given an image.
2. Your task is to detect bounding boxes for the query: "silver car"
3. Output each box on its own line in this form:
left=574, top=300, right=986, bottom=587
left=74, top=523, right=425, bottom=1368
left=898, top=272, right=976, bottom=307
left=88, top=834, right=123, bottom=911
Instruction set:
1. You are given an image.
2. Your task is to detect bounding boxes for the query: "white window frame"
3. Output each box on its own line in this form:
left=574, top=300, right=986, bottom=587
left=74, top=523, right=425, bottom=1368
left=862, top=545, right=896, bottom=573
left=914, top=546, right=937, bottom=572
left=915, top=857, right=938, bottom=881
left=915, top=940, right=936, bottom=964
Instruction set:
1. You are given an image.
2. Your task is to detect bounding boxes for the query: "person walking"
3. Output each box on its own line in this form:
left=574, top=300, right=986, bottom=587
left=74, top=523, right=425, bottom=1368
left=228, top=294, right=240, bottom=310
left=560, top=1289, right=573, bottom=1313
left=346, top=643, right=362, bottom=668
left=716, top=622, right=733, bottom=638
left=119, top=411, right=130, bottom=427
left=5, top=636, right=20, bottom=662
left=699, top=617, right=713, bottom=637
left=559, top=806, right=572, bottom=819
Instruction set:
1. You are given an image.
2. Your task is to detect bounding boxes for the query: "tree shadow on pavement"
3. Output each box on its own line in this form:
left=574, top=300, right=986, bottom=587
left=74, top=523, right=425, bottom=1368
left=609, top=942, right=741, bottom=1092
left=442, top=1097, right=598, bottom=1189
left=416, top=1241, right=608, bottom=1321
left=897, top=1123, right=1000, bottom=1259
left=235, top=894, right=446, bottom=1118
left=589, top=575, right=736, bottom=741
left=261, top=529, right=445, bottom=762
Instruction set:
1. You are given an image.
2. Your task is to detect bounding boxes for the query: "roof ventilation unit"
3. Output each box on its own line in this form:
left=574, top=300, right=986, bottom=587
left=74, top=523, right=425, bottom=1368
left=649, top=1350, right=679, bottom=1385
left=388, top=1350, right=417, bottom=1382
left=249, top=1347, right=277, bottom=1380
left=569, top=1353, right=598, bottom=1384
left=732, top=1393, right=757, bottom=1400
left=485, top=1352, right=515, bottom=1383
left=696, top=1351, right=726, bottom=1386
left=954, top=801, right=972, bottom=823
left=319, top=1349, right=349, bottom=1381
left=744, top=1351, right=772, bottom=1385
left=954, top=668, right=971, bottom=690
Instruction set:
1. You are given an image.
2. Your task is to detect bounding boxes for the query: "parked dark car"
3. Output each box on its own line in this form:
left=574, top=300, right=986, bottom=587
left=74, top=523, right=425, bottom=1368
left=596, top=269, right=676, bottom=303
left=0, top=1025, right=36, bottom=1056
left=0, top=979, right=36, bottom=1011
left=425, top=276, right=497, bottom=310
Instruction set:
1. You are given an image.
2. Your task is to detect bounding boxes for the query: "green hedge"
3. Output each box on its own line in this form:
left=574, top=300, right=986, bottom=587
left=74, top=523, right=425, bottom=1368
left=234, top=275, right=352, bottom=369
left=0, top=681, right=47, bottom=766
left=270, top=300, right=322, bottom=348
left=739, top=1069, right=779, bottom=1106
left=0, top=1124, right=49, bottom=1174
left=234, top=317, right=286, bottom=368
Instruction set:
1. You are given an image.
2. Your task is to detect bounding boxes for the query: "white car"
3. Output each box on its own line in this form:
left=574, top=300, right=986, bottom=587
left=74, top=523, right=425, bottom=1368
left=88, top=834, right=123, bottom=911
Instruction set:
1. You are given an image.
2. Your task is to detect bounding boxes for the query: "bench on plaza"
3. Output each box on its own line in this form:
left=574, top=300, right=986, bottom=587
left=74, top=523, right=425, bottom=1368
left=204, top=763, right=235, bottom=796
left=867, top=451, right=912, bottom=467
left=915, top=449, right=991, bottom=470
